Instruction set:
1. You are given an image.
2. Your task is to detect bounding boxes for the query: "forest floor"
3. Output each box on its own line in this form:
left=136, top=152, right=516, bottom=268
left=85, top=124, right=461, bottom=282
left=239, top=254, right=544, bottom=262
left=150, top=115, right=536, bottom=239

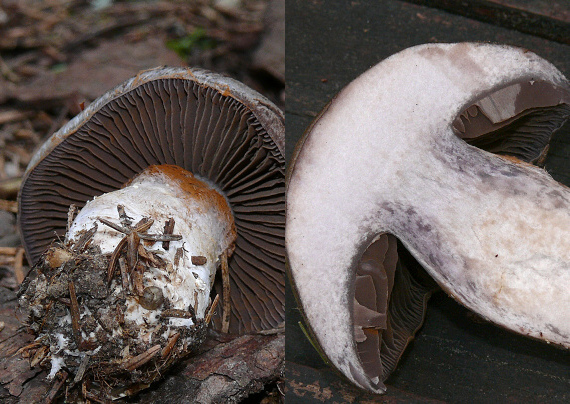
left=0, top=0, right=284, bottom=402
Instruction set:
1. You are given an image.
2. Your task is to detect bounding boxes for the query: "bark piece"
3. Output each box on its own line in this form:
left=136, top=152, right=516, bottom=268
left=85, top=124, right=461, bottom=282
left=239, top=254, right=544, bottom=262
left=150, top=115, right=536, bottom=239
left=138, top=333, right=285, bottom=404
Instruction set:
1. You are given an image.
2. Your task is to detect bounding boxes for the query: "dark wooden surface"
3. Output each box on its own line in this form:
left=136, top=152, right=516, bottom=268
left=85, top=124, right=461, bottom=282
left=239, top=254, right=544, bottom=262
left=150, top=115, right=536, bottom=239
left=405, top=0, right=570, bottom=44
left=285, top=1, right=570, bottom=402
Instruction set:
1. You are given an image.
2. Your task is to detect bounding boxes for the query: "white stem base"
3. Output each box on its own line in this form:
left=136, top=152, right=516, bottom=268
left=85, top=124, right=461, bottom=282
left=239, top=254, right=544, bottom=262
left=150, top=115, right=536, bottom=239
left=66, top=165, right=236, bottom=340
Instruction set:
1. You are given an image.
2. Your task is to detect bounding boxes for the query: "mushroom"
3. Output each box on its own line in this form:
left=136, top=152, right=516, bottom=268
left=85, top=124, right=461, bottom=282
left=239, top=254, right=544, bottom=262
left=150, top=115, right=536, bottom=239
left=286, top=43, right=570, bottom=393
left=18, top=67, right=284, bottom=398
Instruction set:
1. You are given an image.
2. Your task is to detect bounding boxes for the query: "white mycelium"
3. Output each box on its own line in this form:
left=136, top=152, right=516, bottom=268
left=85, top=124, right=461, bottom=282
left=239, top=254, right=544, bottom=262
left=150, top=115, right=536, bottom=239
left=48, top=356, right=65, bottom=380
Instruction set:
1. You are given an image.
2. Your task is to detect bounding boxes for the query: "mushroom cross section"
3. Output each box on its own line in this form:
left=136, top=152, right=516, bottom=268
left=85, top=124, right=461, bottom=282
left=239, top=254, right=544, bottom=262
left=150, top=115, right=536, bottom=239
left=286, top=43, right=570, bottom=393
left=19, top=67, right=285, bottom=335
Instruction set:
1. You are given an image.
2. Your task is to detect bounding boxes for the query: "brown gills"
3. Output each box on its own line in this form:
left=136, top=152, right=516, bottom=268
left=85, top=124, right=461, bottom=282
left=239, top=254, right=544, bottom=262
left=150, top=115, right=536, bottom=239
left=353, top=234, right=437, bottom=381
left=19, top=78, right=285, bottom=333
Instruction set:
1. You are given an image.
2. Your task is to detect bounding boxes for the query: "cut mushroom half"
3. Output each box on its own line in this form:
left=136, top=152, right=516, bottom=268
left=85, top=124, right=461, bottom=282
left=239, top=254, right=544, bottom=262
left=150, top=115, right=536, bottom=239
left=286, top=43, right=570, bottom=393
left=18, top=67, right=284, bottom=398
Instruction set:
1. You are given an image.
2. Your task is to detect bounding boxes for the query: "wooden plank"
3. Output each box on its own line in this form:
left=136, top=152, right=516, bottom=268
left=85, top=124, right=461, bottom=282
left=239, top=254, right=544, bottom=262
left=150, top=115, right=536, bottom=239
left=404, top=0, right=570, bottom=44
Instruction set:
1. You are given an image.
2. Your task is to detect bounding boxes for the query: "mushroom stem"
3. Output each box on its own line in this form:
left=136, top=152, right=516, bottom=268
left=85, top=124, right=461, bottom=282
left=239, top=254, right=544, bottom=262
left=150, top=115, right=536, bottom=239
left=20, top=164, right=236, bottom=396
left=66, top=164, right=236, bottom=323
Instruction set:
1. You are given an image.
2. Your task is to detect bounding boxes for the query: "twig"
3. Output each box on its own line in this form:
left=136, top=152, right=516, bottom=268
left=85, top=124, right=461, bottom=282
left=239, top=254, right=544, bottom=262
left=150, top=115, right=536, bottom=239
left=0, top=55, right=20, bottom=82
left=0, top=257, right=15, bottom=266
left=257, top=322, right=285, bottom=335
left=121, top=344, right=161, bottom=371
left=15, top=341, right=41, bottom=357
left=137, top=244, right=161, bottom=266
left=0, top=247, right=18, bottom=255
left=118, top=257, right=129, bottom=295
left=162, top=218, right=175, bottom=250
left=161, top=332, right=180, bottom=359
left=98, top=217, right=128, bottom=234
left=205, top=294, right=220, bottom=325
left=0, top=154, right=5, bottom=181
left=107, top=236, right=127, bottom=284
left=13, top=247, right=25, bottom=284
left=99, top=214, right=180, bottom=241
left=131, top=263, right=145, bottom=296
left=0, top=199, right=17, bottom=213
left=42, top=370, right=68, bottom=404
left=74, top=223, right=97, bottom=252
left=160, top=309, right=195, bottom=320
left=84, top=389, right=111, bottom=404
left=66, top=204, right=77, bottom=233
left=126, top=232, right=140, bottom=269
left=0, top=247, right=26, bottom=281
left=74, top=354, right=90, bottom=384
left=0, top=177, right=21, bottom=198
left=133, top=217, right=154, bottom=233
left=138, top=233, right=182, bottom=242
left=68, top=281, right=82, bottom=348
left=30, top=345, right=49, bottom=367
left=117, top=204, right=132, bottom=227
left=0, top=110, right=29, bottom=124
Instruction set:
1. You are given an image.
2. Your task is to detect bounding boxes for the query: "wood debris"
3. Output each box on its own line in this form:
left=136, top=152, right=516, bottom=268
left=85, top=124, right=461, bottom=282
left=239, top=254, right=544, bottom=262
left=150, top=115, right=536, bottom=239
left=0, top=247, right=26, bottom=282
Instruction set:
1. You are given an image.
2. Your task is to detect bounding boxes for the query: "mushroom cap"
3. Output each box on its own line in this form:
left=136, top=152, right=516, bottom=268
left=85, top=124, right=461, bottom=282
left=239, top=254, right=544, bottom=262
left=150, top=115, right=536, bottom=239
left=286, top=43, right=570, bottom=393
left=19, top=67, right=285, bottom=334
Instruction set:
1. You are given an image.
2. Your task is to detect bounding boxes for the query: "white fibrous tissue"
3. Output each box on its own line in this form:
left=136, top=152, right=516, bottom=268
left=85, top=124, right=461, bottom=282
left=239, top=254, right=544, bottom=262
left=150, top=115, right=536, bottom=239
left=66, top=168, right=235, bottom=340
left=48, top=356, right=65, bottom=380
